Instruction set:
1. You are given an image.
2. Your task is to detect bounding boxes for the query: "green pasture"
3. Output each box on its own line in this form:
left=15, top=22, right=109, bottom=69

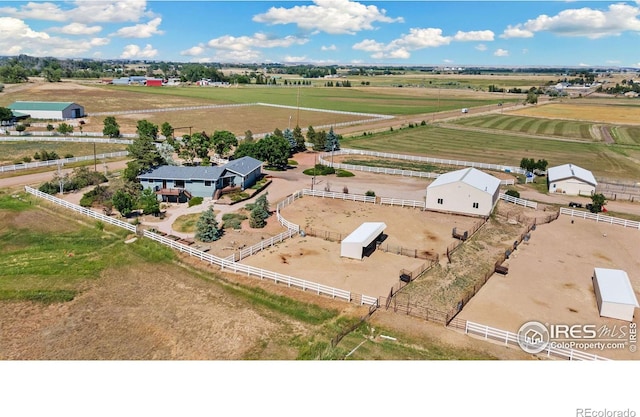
left=611, top=126, right=640, bottom=146
left=105, top=84, right=508, bottom=115
left=342, top=124, right=640, bottom=181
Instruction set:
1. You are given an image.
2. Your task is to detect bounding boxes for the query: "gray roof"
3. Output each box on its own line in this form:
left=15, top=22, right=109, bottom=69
left=548, top=164, right=597, bottom=186
left=138, top=165, right=224, bottom=181
left=224, top=156, right=263, bottom=176
left=137, top=156, right=262, bottom=181
left=428, top=167, right=501, bottom=194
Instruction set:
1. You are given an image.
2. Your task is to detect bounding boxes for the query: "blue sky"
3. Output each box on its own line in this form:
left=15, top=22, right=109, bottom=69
left=1, top=1, right=640, bottom=67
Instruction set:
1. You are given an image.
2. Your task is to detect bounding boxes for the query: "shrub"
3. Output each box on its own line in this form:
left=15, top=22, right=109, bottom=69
left=15, top=124, right=26, bottom=132
left=421, top=120, right=427, bottom=126
left=64, top=153, right=74, bottom=159
left=335, top=169, right=354, bottom=177
left=222, top=213, right=248, bottom=229
left=365, top=190, right=376, bottom=197
left=505, top=189, right=520, bottom=199
left=188, top=196, right=204, bottom=207
left=302, top=164, right=335, bottom=176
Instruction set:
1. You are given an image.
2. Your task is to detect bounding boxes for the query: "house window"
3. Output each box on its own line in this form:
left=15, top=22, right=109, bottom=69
left=175, top=180, right=185, bottom=188
left=148, top=179, right=154, bottom=183
left=437, top=198, right=443, bottom=205
left=204, top=181, right=212, bottom=187
left=473, top=202, right=479, bottom=209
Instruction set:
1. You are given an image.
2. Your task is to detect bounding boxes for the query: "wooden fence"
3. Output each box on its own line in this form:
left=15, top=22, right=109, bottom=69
left=560, top=208, right=640, bottom=229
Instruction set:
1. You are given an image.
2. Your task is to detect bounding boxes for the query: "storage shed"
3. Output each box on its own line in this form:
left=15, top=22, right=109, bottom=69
left=340, top=222, right=386, bottom=260
left=8, top=101, right=85, bottom=120
left=547, top=163, right=597, bottom=196
left=592, top=268, right=639, bottom=322
left=425, top=167, right=501, bottom=217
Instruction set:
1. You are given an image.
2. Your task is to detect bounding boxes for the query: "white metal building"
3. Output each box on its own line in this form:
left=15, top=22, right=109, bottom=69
left=592, top=268, right=639, bottom=322
left=547, top=163, right=597, bottom=196
left=8, top=101, right=85, bottom=120
left=340, top=222, right=387, bottom=260
left=425, top=167, right=501, bottom=217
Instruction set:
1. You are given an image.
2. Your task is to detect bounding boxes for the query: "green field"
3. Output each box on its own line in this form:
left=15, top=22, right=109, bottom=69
left=0, top=141, right=127, bottom=165
left=106, top=84, right=510, bottom=115
left=342, top=124, right=640, bottom=180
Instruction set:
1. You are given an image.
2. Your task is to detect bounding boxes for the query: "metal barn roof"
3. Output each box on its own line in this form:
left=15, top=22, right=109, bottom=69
left=547, top=164, right=597, bottom=186
left=428, top=167, right=501, bottom=194
left=8, top=101, right=78, bottom=111
left=342, top=222, right=387, bottom=246
left=594, top=268, right=639, bottom=306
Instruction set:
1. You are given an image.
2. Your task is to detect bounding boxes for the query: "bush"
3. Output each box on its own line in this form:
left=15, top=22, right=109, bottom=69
left=188, top=196, right=204, bottom=207
left=302, top=164, right=335, bottom=176
left=15, top=124, right=26, bottom=132
left=505, top=189, right=520, bottom=199
left=335, top=169, right=354, bottom=177
left=221, top=213, right=248, bottom=229
left=365, top=190, right=376, bottom=197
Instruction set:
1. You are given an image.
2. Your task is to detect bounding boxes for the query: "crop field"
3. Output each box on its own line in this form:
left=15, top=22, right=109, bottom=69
left=341, top=124, right=640, bottom=181
left=451, top=114, right=605, bottom=142
left=512, top=102, right=640, bottom=126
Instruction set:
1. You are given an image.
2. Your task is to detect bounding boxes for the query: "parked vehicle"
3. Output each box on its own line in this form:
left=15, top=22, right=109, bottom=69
left=461, top=108, right=469, bottom=113
left=568, top=202, right=583, bottom=208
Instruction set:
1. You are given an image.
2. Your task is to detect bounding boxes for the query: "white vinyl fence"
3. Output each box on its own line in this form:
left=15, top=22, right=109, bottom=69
left=560, top=208, right=640, bottom=230
left=0, top=135, right=133, bottom=144
left=498, top=193, right=538, bottom=209
left=465, top=321, right=610, bottom=361
left=24, top=186, right=136, bottom=232
left=379, top=197, right=425, bottom=209
left=1, top=151, right=129, bottom=173
left=24, top=186, right=378, bottom=306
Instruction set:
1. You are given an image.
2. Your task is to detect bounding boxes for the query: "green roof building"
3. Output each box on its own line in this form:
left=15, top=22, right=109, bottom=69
left=8, top=101, right=85, bottom=120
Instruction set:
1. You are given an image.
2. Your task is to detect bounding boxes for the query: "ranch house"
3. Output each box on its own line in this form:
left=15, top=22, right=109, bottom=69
left=425, top=167, right=501, bottom=217
left=137, top=156, right=263, bottom=203
left=8, top=101, right=85, bottom=120
left=547, top=163, right=597, bottom=196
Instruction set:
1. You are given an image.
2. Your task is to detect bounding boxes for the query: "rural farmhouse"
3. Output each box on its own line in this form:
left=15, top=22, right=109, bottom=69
left=425, top=167, right=501, bottom=217
left=138, top=156, right=263, bottom=202
left=592, top=268, right=639, bottom=322
left=8, top=101, right=85, bottom=120
left=547, top=163, right=597, bottom=196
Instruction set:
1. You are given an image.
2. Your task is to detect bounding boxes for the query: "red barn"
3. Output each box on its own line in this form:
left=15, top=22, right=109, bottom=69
left=146, top=79, right=163, bottom=87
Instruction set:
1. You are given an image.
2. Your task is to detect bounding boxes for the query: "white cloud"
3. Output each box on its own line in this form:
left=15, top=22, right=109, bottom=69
left=453, top=30, right=494, bottom=42
left=51, top=22, right=102, bottom=36
left=282, top=55, right=308, bottom=63
left=353, top=27, right=451, bottom=59
left=321, top=44, right=337, bottom=51
left=0, top=17, right=50, bottom=41
left=112, top=17, right=164, bottom=38
left=181, top=45, right=206, bottom=57
left=0, top=0, right=153, bottom=24
left=120, top=44, right=157, bottom=59
left=475, top=44, right=488, bottom=52
left=443, top=59, right=453, bottom=64
left=502, top=3, right=640, bottom=39
left=90, top=38, right=110, bottom=47
left=253, top=0, right=403, bottom=35
left=494, top=48, right=509, bottom=57
left=207, top=33, right=308, bottom=51
left=352, top=39, right=385, bottom=52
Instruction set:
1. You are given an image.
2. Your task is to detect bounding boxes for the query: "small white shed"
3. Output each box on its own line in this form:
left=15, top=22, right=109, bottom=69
left=592, top=268, right=639, bottom=322
left=340, top=222, right=387, bottom=260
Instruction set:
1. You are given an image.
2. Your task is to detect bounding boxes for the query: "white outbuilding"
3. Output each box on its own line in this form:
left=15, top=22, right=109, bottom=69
left=547, top=163, right=597, bottom=196
left=8, top=101, right=85, bottom=120
left=340, top=222, right=387, bottom=260
left=592, top=268, right=639, bottom=322
left=425, top=167, right=501, bottom=217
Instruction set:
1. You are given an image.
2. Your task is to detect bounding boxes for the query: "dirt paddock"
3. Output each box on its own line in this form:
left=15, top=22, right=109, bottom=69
left=457, top=214, right=640, bottom=360
left=240, top=197, right=481, bottom=298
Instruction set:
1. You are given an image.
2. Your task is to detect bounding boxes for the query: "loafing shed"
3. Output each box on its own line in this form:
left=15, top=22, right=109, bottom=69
left=340, top=222, right=387, bottom=260
left=8, top=101, right=85, bottom=120
left=592, top=268, right=639, bottom=322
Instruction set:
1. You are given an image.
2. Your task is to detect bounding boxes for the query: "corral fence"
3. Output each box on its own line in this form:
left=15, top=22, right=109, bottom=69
left=24, top=186, right=379, bottom=308
left=1, top=151, right=129, bottom=173
left=379, top=292, right=450, bottom=324
left=462, top=321, right=610, bottom=361
left=233, top=228, right=298, bottom=261
left=378, top=243, right=439, bottom=262
left=498, top=193, right=538, bottom=209
left=330, top=301, right=379, bottom=349
left=559, top=208, right=640, bottom=230
left=383, top=260, right=437, bottom=310
left=379, top=197, right=425, bottom=209
left=446, top=217, right=487, bottom=262
left=304, top=227, right=344, bottom=242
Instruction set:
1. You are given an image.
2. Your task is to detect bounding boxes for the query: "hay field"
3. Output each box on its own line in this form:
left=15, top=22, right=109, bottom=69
left=512, top=102, right=640, bottom=125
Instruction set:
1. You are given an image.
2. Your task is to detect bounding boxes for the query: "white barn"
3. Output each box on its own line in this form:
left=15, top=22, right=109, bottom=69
left=8, top=101, right=85, bottom=120
left=340, top=222, right=386, bottom=260
left=425, top=167, right=501, bottom=217
left=592, top=268, right=639, bottom=322
left=547, top=163, right=597, bottom=196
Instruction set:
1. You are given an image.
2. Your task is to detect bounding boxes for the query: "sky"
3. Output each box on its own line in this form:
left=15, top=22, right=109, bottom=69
left=1, top=0, right=640, bottom=67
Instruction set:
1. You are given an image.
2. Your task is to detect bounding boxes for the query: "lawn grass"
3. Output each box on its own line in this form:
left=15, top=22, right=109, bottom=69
left=340, top=157, right=452, bottom=173
left=172, top=213, right=202, bottom=233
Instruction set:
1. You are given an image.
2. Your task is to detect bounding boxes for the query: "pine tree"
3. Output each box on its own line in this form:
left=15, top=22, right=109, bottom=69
left=195, top=207, right=222, bottom=242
